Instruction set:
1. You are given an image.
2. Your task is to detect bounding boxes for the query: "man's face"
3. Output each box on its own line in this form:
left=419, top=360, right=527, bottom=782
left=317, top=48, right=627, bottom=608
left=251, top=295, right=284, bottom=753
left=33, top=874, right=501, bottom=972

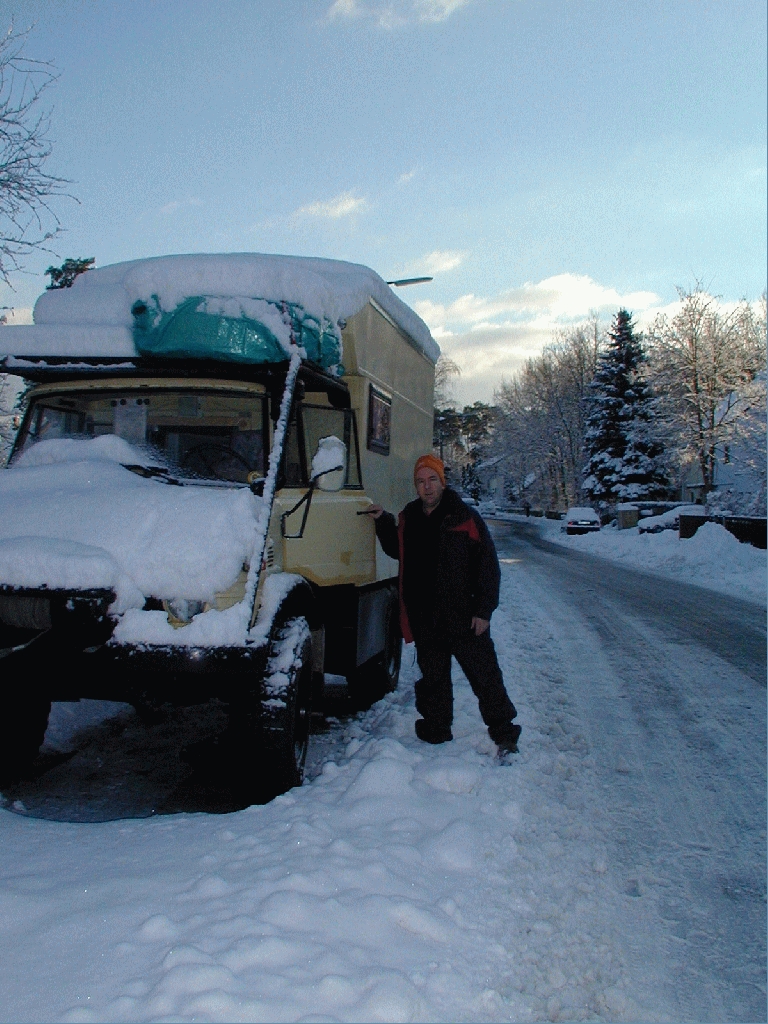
left=415, top=467, right=445, bottom=512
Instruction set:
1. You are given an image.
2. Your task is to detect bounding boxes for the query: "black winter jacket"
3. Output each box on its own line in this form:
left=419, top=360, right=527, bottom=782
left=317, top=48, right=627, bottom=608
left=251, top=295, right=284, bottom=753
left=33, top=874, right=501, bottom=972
left=375, top=487, right=501, bottom=642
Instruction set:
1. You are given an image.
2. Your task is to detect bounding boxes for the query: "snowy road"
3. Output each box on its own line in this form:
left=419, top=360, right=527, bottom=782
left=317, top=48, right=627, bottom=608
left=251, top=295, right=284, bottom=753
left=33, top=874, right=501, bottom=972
left=0, top=522, right=765, bottom=1023
left=490, top=519, right=766, bottom=1022
left=495, top=520, right=766, bottom=683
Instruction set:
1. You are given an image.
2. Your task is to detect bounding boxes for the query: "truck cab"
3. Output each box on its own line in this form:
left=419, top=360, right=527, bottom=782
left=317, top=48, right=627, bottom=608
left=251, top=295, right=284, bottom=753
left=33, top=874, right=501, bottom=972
left=0, top=253, right=438, bottom=801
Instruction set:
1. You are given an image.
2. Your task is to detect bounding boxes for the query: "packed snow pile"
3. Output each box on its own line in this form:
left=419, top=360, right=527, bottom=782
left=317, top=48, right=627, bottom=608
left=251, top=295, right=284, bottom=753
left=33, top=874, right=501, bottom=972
left=0, top=437, right=260, bottom=612
left=0, top=526, right=762, bottom=1022
left=0, top=587, right=668, bottom=1023
left=0, top=537, right=144, bottom=612
left=637, top=505, right=706, bottom=533
left=539, top=515, right=766, bottom=604
left=0, top=253, right=438, bottom=364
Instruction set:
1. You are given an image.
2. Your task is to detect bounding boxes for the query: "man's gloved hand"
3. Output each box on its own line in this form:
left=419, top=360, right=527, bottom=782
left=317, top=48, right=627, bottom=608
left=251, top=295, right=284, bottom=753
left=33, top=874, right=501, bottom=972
left=359, top=504, right=385, bottom=519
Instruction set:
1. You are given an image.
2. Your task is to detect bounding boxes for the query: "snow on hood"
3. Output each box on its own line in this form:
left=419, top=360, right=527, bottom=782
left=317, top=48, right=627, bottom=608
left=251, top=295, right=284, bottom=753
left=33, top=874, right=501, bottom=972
left=0, top=437, right=261, bottom=612
left=0, top=537, right=144, bottom=612
left=0, top=253, right=438, bottom=364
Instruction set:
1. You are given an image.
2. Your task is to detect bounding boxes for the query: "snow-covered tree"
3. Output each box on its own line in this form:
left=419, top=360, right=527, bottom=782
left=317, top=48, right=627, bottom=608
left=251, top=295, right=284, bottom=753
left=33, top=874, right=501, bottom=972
left=0, top=370, right=25, bottom=464
left=582, top=309, right=669, bottom=504
left=494, top=318, right=602, bottom=509
left=433, top=400, right=496, bottom=490
left=433, top=352, right=460, bottom=409
left=647, top=287, right=767, bottom=499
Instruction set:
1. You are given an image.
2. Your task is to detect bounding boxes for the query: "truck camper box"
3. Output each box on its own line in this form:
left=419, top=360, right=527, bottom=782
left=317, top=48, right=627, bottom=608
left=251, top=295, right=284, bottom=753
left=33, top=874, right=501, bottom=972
left=341, top=298, right=437, bottom=516
left=0, top=253, right=438, bottom=802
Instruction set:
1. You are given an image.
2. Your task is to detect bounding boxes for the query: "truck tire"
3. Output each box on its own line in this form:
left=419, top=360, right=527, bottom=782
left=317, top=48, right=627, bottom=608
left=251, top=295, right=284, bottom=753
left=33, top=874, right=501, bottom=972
left=260, top=615, right=313, bottom=797
left=0, top=693, right=51, bottom=784
left=229, top=615, right=314, bottom=805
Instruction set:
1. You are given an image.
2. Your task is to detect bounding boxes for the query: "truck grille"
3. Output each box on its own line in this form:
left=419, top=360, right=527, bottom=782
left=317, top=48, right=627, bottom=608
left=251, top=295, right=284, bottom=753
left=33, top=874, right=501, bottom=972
left=0, top=593, right=51, bottom=629
left=0, top=587, right=115, bottom=634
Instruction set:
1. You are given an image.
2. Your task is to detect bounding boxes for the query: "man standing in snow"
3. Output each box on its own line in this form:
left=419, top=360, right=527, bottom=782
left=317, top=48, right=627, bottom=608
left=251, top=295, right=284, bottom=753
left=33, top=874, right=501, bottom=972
left=365, top=454, right=520, bottom=756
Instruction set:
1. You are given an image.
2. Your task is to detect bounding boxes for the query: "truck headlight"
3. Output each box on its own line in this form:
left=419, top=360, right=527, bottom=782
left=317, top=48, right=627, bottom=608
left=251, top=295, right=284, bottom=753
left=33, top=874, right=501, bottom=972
left=164, top=598, right=207, bottom=625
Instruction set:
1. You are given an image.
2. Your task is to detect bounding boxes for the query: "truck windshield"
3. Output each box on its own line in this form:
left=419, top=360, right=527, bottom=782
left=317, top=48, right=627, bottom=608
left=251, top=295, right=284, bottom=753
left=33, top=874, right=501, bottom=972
left=15, top=387, right=267, bottom=484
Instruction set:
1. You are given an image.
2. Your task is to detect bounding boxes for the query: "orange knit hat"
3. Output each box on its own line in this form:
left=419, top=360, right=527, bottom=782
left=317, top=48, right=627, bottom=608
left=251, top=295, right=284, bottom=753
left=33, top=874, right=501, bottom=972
left=413, top=454, right=446, bottom=486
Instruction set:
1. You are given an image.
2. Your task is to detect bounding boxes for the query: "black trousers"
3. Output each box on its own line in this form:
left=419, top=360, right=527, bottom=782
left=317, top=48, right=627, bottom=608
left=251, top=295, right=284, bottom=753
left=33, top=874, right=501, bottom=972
left=414, top=627, right=517, bottom=740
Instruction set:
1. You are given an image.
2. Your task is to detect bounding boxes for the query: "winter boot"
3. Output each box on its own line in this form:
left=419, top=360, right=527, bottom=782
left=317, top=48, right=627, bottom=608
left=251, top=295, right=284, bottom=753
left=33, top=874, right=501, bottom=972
left=493, top=722, right=521, bottom=759
left=415, top=718, right=453, bottom=744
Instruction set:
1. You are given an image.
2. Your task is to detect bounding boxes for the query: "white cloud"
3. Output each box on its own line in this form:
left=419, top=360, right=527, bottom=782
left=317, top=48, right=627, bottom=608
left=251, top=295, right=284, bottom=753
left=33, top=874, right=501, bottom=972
left=414, top=0, right=471, bottom=22
left=437, top=322, right=555, bottom=405
left=397, top=168, right=418, bottom=184
left=415, top=273, right=661, bottom=332
left=405, top=249, right=467, bottom=277
left=292, top=191, right=368, bottom=219
left=158, top=198, right=201, bottom=216
left=417, top=273, right=667, bottom=405
left=327, top=0, right=360, bottom=17
left=327, top=0, right=471, bottom=27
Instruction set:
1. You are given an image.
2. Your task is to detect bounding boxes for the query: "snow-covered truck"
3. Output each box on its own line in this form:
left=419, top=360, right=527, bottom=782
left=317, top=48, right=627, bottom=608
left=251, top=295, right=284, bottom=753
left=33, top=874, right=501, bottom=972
left=0, top=254, right=438, bottom=800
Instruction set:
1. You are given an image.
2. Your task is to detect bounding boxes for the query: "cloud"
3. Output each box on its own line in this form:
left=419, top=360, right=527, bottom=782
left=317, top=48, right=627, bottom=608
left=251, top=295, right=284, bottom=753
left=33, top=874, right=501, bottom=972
left=415, top=274, right=661, bottom=332
left=327, top=0, right=471, bottom=27
left=158, top=198, right=201, bottom=216
left=416, top=273, right=666, bottom=405
left=292, top=191, right=368, bottom=219
left=397, top=168, right=418, bottom=184
left=327, top=0, right=360, bottom=17
left=437, top=322, right=555, bottom=405
left=415, top=0, right=471, bottom=22
left=403, top=249, right=467, bottom=277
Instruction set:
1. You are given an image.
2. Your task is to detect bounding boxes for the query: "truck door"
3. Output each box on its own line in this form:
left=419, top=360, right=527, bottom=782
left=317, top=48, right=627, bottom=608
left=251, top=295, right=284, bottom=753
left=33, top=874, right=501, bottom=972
left=272, top=402, right=376, bottom=587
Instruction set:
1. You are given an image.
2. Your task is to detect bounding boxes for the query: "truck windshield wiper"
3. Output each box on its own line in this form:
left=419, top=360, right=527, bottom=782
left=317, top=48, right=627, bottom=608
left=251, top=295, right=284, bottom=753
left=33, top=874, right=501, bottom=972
left=120, top=464, right=184, bottom=486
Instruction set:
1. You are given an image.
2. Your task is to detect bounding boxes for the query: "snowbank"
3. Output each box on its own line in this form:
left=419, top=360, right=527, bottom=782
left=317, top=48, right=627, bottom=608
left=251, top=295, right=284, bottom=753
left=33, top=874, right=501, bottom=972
left=0, top=609, right=665, bottom=1023
left=0, top=438, right=261, bottom=609
left=536, top=515, right=766, bottom=604
left=0, top=542, right=759, bottom=1022
left=637, top=504, right=705, bottom=532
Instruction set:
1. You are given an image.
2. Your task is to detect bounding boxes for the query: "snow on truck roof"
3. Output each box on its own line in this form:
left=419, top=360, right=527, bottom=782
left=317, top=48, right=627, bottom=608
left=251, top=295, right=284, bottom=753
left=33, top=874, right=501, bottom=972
left=0, top=252, right=439, bottom=368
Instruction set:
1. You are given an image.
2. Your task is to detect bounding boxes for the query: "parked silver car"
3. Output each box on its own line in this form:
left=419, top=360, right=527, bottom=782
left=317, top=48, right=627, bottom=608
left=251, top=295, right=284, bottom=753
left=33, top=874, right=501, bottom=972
left=563, top=506, right=601, bottom=535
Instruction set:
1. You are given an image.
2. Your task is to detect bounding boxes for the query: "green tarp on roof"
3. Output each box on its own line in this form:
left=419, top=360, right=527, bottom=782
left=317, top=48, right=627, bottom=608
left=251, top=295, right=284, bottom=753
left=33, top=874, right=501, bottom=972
left=131, top=295, right=342, bottom=370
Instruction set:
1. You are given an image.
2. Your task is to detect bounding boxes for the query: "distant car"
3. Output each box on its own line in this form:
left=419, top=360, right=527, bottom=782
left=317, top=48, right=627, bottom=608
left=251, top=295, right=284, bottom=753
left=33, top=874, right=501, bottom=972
left=563, top=506, right=601, bottom=535
left=476, top=500, right=497, bottom=516
left=638, top=504, right=705, bottom=534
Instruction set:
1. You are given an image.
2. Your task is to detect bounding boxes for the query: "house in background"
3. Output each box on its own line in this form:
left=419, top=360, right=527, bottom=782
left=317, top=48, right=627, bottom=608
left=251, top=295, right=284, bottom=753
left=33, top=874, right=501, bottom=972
left=680, top=374, right=767, bottom=515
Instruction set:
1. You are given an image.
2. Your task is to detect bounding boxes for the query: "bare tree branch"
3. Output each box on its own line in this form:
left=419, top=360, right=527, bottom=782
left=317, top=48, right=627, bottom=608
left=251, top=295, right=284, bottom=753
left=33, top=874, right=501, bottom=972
left=0, top=23, right=74, bottom=284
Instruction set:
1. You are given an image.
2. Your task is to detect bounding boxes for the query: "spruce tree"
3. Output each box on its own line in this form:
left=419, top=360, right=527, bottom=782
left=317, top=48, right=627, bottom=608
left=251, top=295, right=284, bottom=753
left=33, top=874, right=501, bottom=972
left=582, top=309, right=669, bottom=505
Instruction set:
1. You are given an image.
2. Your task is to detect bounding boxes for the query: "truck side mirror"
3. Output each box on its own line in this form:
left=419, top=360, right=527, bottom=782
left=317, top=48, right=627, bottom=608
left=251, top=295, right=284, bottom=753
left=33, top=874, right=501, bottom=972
left=311, top=436, right=346, bottom=492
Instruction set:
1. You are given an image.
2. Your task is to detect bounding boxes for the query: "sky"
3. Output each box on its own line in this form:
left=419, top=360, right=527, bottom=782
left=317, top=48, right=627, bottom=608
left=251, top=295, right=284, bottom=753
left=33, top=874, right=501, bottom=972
left=0, top=0, right=765, bottom=404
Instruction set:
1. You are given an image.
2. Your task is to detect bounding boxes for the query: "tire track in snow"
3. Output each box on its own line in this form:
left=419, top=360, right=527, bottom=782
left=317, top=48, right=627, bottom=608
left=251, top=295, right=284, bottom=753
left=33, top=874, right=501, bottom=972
left=492, top=523, right=766, bottom=1023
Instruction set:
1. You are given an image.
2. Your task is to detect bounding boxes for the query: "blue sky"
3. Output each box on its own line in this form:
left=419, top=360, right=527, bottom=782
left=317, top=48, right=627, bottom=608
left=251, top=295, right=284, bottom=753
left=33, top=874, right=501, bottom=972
left=1, top=0, right=765, bottom=402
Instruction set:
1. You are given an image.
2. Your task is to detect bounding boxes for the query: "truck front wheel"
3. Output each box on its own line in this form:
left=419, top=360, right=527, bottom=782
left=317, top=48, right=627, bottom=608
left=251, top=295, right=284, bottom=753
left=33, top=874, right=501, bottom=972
left=230, top=615, right=313, bottom=804
left=260, top=615, right=313, bottom=797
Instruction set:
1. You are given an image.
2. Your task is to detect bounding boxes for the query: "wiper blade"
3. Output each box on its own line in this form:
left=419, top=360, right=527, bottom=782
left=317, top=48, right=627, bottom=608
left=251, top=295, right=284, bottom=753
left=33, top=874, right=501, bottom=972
left=120, top=464, right=184, bottom=486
